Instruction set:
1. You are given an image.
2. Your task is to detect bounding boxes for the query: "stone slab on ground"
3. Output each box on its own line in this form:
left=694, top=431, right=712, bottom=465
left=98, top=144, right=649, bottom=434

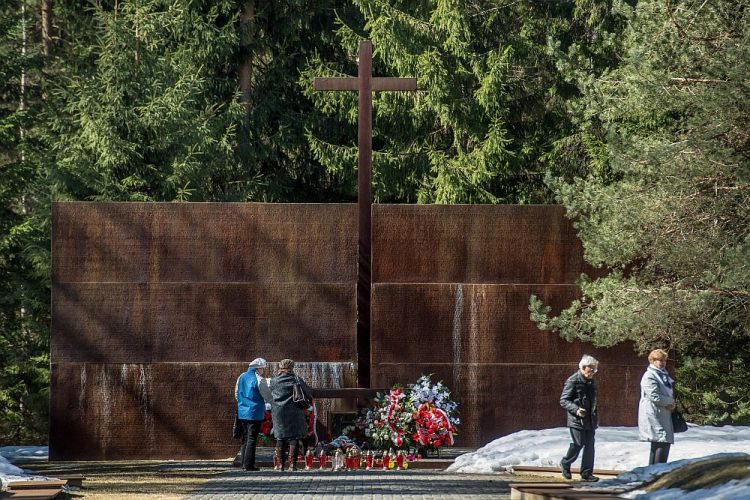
left=509, top=483, right=625, bottom=500
left=5, top=481, right=68, bottom=490
left=52, top=475, right=85, bottom=488
left=0, top=489, right=62, bottom=499
left=510, top=466, right=621, bottom=479
left=183, top=469, right=540, bottom=500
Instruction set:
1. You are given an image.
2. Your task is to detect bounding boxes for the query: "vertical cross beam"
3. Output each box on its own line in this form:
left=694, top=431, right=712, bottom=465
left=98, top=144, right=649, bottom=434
left=357, top=41, right=373, bottom=390
left=314, top=41, right=417, bottom=388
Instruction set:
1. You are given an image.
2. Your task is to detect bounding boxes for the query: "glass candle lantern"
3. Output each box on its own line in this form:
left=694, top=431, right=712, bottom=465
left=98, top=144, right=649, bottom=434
left=396, top=451, right=405, bottom=470
left=333, top=449, right=343, bottom=471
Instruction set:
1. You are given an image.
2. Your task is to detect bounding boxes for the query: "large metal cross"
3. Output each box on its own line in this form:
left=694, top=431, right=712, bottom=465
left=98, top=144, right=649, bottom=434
left=314, top=41, right=417, bottom=389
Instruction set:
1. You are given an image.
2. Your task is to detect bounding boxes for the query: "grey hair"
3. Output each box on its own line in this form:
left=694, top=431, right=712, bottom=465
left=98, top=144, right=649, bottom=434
left=278, top=358, right=295, bottom=371
left=579, top=355, right=599, bottom=369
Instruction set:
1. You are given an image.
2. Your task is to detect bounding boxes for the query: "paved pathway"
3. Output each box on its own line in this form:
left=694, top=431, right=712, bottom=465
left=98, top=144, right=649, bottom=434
left=183, top=468, right=514, bottom=499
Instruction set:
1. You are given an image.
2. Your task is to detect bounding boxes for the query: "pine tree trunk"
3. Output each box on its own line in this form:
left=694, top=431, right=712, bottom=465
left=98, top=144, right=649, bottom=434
left=134, top=1, right=140, bottom=73
left=237, top=1, right=256, bottom=160
left=42, top=0, right=52, bottom=56
left=20, top=0, right=26, bottom=111
left=238, top=1, right=255, bottom=112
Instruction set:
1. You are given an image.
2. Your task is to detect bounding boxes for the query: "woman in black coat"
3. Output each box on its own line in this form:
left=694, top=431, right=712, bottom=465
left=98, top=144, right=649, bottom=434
left=268, top=358, right=312, bottom=471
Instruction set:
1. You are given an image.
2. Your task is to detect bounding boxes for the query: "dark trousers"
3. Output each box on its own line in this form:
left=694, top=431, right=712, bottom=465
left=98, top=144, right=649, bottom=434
left=649, top=442, right=671, bottom=465
left=561, top=428, right=595, bottom=476
left=240, top=419, right=262, bottom=469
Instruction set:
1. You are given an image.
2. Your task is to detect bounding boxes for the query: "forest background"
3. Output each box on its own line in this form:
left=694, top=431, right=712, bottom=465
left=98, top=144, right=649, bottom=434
left=1, top=0, right=747, bottom=445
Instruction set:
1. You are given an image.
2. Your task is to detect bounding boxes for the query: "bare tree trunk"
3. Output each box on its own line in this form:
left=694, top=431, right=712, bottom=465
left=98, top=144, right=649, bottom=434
left=134, top=0, right=140, bottom=73
left=237, top=1, right=256, bottom=161
left=238, top=1, right=256, bottom=113
left=42, top=0, right=52, bottom=56
left=20, top=0, right=27, bottom=112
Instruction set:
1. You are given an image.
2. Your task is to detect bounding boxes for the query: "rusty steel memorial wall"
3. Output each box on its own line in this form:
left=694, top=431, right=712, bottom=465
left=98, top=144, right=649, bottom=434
left=370, top=205, right=641, bottom=447
left=51, top=202, right=640, bottom=459
left=50, top=203, right=358, bottom=460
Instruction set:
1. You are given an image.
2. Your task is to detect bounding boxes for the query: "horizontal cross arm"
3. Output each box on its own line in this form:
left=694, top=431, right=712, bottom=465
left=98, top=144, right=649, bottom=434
left=314, top=77, right=418, bottom=92
left=314, top=77, right=357, bottom=91
left=372, top=77, right=417, bottom=91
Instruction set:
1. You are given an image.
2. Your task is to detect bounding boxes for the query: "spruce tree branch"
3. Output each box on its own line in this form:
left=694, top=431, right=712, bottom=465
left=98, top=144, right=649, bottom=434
left=665, top=0, right=742, bottom=41
left=310, top=136, right=356, bottom=153
left=470, top=1, right=524, bottom=18
left=670, top=77, right=731, bottom=84
left=621, top=287, right=749, bottom=296
left=374, top=149, right=426, bottom=159
left=333, top=9, right=368, bottom=42
left=685, top=0, right=709, bottom=33
left=370, top=0, right=434, bottom=29
left=311, top=135, right=427, bottom=159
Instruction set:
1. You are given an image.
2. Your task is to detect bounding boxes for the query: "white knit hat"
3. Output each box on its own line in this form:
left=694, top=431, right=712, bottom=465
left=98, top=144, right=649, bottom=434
left=248, top=358, right=267, bottom=369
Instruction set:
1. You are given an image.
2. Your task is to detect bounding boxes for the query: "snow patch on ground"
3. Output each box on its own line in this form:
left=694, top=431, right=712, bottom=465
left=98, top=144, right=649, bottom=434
left=589, top=453, right=748, bottom=491
left=448, top=426, right=750, bottom=473
left=612, top=454, right=750, bottom=500
left=0, top=446, right=48, bottom=462
left=450, top=428, right=750, bottom=500
left=621, top=478, right=750, bottom=500
left=0, top=446, right=55, bottom=488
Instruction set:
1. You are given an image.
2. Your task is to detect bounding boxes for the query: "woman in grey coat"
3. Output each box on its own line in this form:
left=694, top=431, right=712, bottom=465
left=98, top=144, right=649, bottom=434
left=268, top=359, right=312, bottom=471
left=638, top=349, right=676, bottom=464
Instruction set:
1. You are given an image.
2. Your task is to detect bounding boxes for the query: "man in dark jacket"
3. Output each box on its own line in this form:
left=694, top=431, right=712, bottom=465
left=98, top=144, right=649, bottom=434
left=559, top=355, right=600, bottom=482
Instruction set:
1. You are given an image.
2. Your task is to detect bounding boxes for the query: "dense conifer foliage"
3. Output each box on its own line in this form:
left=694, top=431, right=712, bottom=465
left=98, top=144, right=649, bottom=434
left=304, top=1, right=626, bottom=203
left=1, top=1, right=746, bottom=441
left=531, top=0, right=749, bottom=424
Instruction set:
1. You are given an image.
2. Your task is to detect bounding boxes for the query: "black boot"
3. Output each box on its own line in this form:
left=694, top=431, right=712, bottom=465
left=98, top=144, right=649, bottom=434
left=276, top=445, right=286, bottom=471
left=289, top=441, right=300, bottom=471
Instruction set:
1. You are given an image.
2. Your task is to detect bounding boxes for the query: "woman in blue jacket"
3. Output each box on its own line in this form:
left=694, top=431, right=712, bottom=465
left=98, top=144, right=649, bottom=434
left=235, top=357, right=267, bottom=471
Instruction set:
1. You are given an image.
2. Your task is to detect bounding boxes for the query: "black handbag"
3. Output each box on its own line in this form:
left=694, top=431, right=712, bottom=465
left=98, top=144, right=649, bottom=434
left=233, top=411, right=243, bottom=439
left=292, top=375, right=310, bottom=409
left=671, top=410, right=688, bottom=433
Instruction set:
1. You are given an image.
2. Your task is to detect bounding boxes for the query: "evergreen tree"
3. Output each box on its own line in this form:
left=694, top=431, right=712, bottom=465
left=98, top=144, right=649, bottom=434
left=46, top=0, right=247, bottom=202
left=0, top=0, right=352, bottom=442
left=304, top=1, right=627, bottom=203
left=531, top=0, right=749, bottom=424
left=45, top=0, right=353, bottom=203
left=234, top=0, right=354, bottom=202
left=0, top=0, right=51, bottom=445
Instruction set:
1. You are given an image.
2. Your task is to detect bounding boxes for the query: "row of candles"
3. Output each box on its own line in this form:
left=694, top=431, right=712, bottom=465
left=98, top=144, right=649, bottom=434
left=274, top=449, right=411, bottom=471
